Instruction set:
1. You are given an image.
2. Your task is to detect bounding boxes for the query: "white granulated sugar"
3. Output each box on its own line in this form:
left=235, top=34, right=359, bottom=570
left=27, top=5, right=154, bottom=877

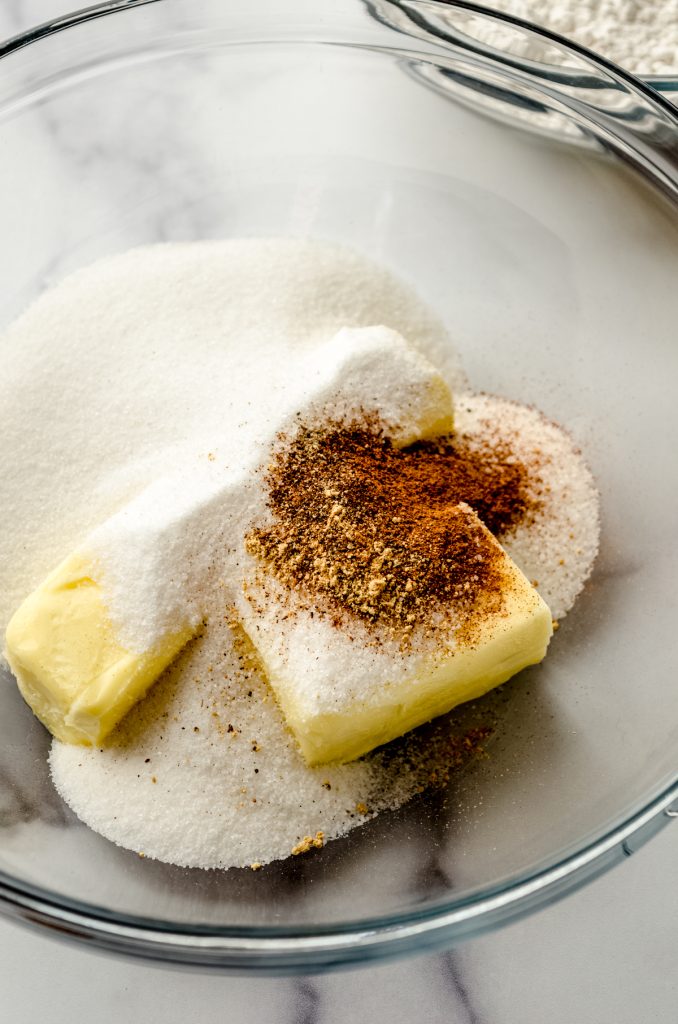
left=0, top=239, right=461, bottom=639
left=454, top=393, right=600, bottom=621
left=3, top=239, right=601, bottom=871
left=486, top=0, right=678, bottom=75
left=50, top=623, right=378, bottom=869
left=49, top=618, right=472, bottom=869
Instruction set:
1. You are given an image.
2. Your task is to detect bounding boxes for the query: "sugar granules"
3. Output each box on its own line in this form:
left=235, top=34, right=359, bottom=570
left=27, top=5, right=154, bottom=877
left=49, top=617, right=491, bottom=869
left=453, top=393, right=600, bottom=622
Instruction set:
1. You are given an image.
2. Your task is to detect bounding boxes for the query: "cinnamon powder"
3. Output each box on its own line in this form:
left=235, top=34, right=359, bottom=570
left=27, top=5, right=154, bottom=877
left=245, top=421, right=537, bottom=641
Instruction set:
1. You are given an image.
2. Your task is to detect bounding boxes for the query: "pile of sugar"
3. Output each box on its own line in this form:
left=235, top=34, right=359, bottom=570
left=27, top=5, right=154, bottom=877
left=49, top=619, right=491, bottom=869
left=486, top=0, right=678, bottom=75
left=0, top=239, right=463, bottom=639
left=50, top=394, right=598, bottom=869
left=1, top=239, right=600, bottom=869
left=453, top=393, right=600, bottom=622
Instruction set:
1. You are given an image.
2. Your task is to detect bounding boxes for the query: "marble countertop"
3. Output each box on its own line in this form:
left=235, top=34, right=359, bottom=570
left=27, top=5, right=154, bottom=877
left=1, top=2, right=677, bottom=1021
left=1, top=823, right=677, bottom=1023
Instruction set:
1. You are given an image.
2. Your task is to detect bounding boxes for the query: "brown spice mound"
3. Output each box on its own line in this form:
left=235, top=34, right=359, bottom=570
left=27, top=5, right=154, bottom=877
left=245, top=422, right=536, bottom=641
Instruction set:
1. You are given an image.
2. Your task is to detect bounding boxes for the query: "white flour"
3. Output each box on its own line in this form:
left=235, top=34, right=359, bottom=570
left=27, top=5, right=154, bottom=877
left=487, top=0, right=678, bottom=75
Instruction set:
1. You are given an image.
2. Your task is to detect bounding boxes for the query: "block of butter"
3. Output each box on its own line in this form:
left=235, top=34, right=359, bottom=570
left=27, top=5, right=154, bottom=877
left=240, top=516, right=553, bottom=766
left=4, top=325, right=454, bottom=746
left=4, top=553, right=194, bottom=745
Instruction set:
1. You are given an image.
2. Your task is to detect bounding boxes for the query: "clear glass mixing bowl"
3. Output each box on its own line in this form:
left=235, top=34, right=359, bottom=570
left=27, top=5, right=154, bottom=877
left=1, top=0, right=677, bottom=972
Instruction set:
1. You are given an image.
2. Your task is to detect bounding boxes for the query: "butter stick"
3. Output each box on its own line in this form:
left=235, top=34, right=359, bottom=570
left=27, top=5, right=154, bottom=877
left=240, top=511, right=553, bottom=767
left=5, top=553, right=195, bottom=745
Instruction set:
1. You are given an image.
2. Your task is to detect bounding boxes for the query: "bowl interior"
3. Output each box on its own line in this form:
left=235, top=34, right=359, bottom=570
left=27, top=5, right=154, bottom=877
left=1, top=0, right=678, bottom=940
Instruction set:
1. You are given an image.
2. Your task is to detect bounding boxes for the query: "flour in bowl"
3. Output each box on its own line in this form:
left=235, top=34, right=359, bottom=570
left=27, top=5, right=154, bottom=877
left=486, top=0, right=678, bottom=75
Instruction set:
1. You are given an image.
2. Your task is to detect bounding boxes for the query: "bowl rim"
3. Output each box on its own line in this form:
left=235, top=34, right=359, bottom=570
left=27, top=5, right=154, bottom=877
left=0, top=0, right=677, bottom=970
left=1, top=781, right=678, bottom=969
left=2, top=0, right=676, bottom=96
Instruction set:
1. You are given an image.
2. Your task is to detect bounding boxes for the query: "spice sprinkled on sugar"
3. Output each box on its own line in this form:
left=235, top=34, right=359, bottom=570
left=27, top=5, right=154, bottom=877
left=31, top=241, right=599, bottom=871
left=50, top=392, right=598, bottom=868
left=246, top=420, right=538, bottom=643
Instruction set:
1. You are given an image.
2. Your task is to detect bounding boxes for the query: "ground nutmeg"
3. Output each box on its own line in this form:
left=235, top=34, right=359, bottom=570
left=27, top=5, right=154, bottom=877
left=245, top=419, right=538, bottom=642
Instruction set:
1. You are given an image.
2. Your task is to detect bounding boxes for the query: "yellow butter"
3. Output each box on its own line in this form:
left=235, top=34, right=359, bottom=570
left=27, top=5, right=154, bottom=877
left=4, top=553, right=194, bottom=745
left=243, top=521, right=553, bottom=766
left=403, top=370, right=454, bottom=447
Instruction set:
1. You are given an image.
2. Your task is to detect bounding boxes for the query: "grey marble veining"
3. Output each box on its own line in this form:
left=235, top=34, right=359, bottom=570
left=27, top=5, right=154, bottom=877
left=0, top=2, right=677, bottom=1022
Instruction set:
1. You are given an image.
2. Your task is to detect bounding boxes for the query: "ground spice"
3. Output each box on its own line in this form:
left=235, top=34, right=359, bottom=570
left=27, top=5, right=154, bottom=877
left=291, top=831, right=325, bottom=856
left=245, top=421, right=537, bottom=642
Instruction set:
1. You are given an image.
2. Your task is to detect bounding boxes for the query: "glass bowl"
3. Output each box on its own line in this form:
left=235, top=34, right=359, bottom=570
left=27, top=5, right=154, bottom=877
left=1, top=0, right=678, bottom=972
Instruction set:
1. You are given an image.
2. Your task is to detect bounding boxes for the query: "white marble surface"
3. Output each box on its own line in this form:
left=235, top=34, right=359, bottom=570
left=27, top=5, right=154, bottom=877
left=1, top=2, right=677, bottom=1021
